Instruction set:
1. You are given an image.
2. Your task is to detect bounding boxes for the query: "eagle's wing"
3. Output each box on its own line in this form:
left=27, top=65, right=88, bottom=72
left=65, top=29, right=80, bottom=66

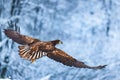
left=4, top=29, right=39, bottom=45
left=47, top=48, right=106, bottom=69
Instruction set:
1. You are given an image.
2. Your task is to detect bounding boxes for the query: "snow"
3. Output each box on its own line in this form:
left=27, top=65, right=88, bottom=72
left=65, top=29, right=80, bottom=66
left=0, top=79, right=11, bottom=80
left=0, top=0, right=120, bottom=80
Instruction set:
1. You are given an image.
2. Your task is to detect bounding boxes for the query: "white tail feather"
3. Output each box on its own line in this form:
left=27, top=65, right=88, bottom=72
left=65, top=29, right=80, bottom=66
left=18, top=45, right=47, bottom=62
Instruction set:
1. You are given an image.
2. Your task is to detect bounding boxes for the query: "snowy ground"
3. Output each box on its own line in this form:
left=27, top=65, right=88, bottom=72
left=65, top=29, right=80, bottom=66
left=0, top=0, right=120, bottom=80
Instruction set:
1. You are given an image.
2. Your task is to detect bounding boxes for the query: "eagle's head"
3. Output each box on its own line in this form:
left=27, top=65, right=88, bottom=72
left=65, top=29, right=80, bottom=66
left=51, top=40, right=63, bottom=46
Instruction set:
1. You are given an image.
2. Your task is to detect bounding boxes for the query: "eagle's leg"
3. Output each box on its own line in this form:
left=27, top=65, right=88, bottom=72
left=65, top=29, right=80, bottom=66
left=31, top=59, right=36, bottom=63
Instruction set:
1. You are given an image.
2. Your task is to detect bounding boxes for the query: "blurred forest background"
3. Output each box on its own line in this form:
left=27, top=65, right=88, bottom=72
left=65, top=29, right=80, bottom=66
left=0, top=0, right=120, bottom=80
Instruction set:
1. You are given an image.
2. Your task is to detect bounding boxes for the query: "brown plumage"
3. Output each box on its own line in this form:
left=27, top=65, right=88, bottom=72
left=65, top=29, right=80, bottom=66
left=4, top=29, right=106, bottom=69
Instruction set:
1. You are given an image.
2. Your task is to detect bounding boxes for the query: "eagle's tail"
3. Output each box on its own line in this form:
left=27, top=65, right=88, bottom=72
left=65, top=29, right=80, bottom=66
left=74, top=60, right=107, bottom=69
left=18, top=45, right=31, bottom=59
left=18, top=45, right=47, bottom=63
left=18, top=45, right=36, bottom=62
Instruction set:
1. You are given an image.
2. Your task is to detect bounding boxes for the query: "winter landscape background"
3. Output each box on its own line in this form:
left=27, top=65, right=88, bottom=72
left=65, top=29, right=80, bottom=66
left=0, top=0, right=120, bottom=80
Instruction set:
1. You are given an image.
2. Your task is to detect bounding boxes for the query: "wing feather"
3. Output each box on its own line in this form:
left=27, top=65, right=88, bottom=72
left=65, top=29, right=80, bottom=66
left=47, top=48, right=106, bottom=69
left=4, top=29, right=39, bottom=45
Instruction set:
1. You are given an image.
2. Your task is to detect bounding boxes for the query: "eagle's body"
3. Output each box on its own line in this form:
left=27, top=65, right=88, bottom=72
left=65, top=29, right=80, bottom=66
left=4, top=29, right=106, bottom=69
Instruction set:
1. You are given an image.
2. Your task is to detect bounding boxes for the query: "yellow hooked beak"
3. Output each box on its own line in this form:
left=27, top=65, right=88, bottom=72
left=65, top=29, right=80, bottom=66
left=59, top=41, right=63, bottom=44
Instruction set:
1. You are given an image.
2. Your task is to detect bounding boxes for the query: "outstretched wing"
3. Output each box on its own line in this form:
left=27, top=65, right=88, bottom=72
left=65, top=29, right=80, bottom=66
left=4, top=29, right=39, bottom=45
left=47, top=48, right=106, bottom=69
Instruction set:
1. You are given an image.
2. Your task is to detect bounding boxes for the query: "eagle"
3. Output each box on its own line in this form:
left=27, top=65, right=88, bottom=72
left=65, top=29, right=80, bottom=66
left=4, top=29, right=106, bottom=69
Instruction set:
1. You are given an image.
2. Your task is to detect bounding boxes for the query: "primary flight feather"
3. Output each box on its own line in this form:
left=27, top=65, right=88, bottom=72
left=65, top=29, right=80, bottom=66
left=4, top=29, right=106, bottom=69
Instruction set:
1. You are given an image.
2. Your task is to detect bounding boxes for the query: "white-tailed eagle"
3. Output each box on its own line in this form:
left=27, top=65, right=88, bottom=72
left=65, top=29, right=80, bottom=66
left=4, top=29, right=106, bottom=69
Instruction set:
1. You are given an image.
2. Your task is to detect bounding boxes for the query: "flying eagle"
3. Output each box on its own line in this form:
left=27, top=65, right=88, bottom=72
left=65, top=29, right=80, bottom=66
left=4, top=29, right=106, bottom=69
